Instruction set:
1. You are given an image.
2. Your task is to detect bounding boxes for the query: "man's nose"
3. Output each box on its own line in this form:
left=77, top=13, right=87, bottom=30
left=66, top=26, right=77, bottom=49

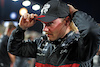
left=43, top=26, right=49, bottom=32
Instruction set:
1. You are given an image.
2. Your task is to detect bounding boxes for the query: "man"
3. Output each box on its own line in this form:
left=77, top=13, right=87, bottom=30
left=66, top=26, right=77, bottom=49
left=7, top=0, right=100, bottom=67
left=0, top=22, right=16, bottom=67
left=94, top=45, right=100, bottom=66
left=13, top=56, right=30, bottom=67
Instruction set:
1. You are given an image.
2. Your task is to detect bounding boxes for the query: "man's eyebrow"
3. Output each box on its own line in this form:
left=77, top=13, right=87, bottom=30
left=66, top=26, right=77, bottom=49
left=49, top=22, right=53, bottom=23
left=47, top=22, right=53, bottom=24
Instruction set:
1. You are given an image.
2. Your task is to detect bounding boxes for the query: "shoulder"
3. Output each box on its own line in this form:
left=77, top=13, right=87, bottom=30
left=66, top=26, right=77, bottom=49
left=34, top=35, right=47, bottom=44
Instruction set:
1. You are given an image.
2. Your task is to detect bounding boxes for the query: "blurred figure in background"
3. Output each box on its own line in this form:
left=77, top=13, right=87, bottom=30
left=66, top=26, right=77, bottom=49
left=97, top=45, right=100, bottom=66
left=93, top=23, right=100, bottom=67
left=13, top=56, right=30, bottom=67
left=93, top=45, right=100, bottom=67
left=27, top=35, right=36, bottom=67
left=0, top=22, right=16, bottom=67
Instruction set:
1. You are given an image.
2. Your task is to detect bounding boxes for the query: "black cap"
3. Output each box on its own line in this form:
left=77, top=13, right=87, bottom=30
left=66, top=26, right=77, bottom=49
left=36, top=0, right=69, bottom=23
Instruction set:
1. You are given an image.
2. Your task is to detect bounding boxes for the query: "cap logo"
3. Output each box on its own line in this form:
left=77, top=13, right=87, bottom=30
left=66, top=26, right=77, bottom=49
left=41, top=3, right=50, bottom=15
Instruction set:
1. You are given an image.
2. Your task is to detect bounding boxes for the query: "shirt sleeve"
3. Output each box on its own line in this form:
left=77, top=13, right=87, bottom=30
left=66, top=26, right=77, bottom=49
left=72, top=11, right=100, bottom=61
left=72, top=11, right=100, bottom=44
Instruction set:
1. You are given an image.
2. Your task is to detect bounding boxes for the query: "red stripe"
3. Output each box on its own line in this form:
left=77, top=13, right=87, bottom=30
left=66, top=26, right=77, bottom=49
left=36, top=15, right=45, bottom=18
left=35, top=15, right=47, bottom=23
left=35, top=62, right=80, bottom=67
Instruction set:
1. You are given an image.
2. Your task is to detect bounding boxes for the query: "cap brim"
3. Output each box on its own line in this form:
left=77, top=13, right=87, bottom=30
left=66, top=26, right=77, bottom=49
left=36, top=15, right=57, bottom=23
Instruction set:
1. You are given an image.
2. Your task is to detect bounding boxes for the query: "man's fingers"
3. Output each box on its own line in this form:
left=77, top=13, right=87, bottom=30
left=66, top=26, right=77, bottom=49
left=23, top=13, right=30, bottom=22
left=20, top=13, right=37, bottom=26
left=19, top=16, right=24, bottom=25
left=27, top=14, right=31, bottom=22
left=67, top=4, right=78, bottom=18
left=30, top=14, right=38, bottom=23
left=30, top=13, right=38, bottom=18
left=34, top=14, right=38, bottom=17
left=67, top=4, right=71, bottom=7
left=30, top=13, right=34, bottom=19
left=67, top=4, right=73, bottom=7
left=30, top=14, right=37, bottom=25
left=24, top=13, right=29, bottom=19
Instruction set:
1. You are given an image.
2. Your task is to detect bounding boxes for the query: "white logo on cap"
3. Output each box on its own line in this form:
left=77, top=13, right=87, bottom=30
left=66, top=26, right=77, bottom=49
left=41, top=3, right=50, bottom=15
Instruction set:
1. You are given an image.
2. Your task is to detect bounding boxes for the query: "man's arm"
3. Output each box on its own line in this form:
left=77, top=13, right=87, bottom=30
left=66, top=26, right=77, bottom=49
left=8, top=52, right=15, bottom=67
left=68, top=4, right=100, bottom=42
left=7, top=13, right=38, bottom=58
left=7, top=25, right=37, bottom=58
left=68, top=4, right=100, bottom=61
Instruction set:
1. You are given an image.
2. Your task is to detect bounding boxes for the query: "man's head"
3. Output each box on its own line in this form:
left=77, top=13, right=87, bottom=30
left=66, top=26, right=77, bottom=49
left=36, top=0, right=71, bottom=41
left=43, top=17, right=71, bottom=41
left=5, top=22, right=16, bottom=37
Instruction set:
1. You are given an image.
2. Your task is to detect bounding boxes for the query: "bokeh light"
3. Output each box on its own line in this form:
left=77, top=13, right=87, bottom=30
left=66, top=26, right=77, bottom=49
left=12, top=0, right=18, bottom=2
left=32, top=4, right=40, bottom=11
left=22, top=0, right=31, bottom=7
left=10, top=12, right=17, bottom=19
left=19, top=8, right=28, bottom=16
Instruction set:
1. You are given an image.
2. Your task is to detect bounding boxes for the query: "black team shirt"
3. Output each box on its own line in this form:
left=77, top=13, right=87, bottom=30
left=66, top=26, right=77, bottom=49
left=0, top=35, right=11, bottom=67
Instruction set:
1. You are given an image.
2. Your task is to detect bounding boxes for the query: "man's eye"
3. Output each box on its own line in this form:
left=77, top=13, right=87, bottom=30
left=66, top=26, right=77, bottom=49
left=46, top=22, right=53, bottom=26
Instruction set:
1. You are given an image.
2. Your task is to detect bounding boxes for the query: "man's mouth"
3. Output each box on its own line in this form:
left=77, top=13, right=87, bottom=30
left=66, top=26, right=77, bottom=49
left=46, top=33, right=52, bottom=37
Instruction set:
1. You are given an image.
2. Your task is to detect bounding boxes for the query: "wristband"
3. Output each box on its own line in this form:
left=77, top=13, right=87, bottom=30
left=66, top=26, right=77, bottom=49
left=72, top=11, right=78, bottom=17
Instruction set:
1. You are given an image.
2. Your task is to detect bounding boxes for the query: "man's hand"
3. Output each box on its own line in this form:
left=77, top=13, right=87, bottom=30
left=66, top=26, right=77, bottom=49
left=67, top=4, right=78, bottom=18
left=19, top=13, right=38, bottom=30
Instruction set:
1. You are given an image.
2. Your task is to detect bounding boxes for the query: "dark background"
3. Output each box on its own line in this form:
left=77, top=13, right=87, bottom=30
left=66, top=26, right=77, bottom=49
left=0, top=0, right=100, bottom=33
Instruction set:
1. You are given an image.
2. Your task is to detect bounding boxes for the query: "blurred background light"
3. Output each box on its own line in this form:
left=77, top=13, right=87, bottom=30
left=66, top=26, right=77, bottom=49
left=10, top=12, right=17, bottom=19
left=32, top=4, right=40, bottom=11
left=3, top=21, right=18, bottom=27
left=12, top=0, right=18, bottom=2
left=3, top=21, right=10, bottom=27
left=19, top=7, right=28, bottom=16
left=13, top=21, right=18, bottom=26
left=22, top=0, right=31, bottom=7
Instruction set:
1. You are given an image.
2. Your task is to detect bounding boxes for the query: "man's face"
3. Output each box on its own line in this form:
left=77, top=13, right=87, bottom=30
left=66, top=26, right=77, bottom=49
left=10, top=28, right=16, bottom=35
left=43, top=18, right=67, bottom=41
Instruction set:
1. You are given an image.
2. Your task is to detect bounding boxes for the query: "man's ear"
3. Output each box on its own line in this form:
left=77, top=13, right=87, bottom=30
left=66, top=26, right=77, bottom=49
left=65, top=16, right=71, bottom=22
left=64, top=16, right=71, bottom=26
